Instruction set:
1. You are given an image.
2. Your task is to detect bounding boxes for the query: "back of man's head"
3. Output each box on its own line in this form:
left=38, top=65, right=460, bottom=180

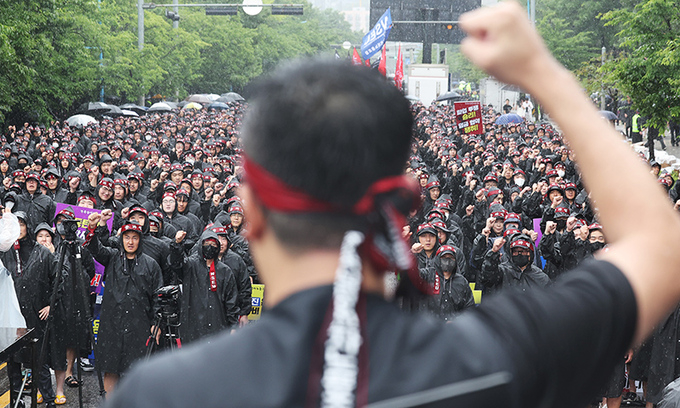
left=242, top=59, right=413, bottom=250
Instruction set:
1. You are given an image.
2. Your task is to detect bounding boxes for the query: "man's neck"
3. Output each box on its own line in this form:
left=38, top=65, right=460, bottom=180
left=252, top=229, right=384, bottom=308
left=125, top=253, right=135, bottom=260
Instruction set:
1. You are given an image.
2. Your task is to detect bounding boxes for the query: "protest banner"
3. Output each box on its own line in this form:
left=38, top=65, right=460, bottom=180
left=248, top=284, right=265, bottom=321
left=454, top=101, right=484, bottom=135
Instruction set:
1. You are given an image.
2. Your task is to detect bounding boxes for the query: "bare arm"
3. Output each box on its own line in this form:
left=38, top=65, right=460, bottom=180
left=459, top=1, right=680, bottom=345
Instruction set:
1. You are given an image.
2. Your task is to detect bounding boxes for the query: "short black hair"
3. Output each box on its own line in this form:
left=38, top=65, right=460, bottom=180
left=243, top=58, right=412, bottom=250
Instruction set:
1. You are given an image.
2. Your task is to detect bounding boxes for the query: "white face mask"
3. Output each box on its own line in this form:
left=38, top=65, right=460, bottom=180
left=52, top=142, right=60, bottom=149
left=557, top=170, right=565, bottom=178
left=145, top=134, right=152, bottom=141
left=515, top=177, right=525, bottom=187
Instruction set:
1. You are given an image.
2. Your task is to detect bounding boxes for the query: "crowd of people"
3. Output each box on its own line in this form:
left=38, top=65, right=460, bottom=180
left=0, top=106, right=255, bottom=407
left=1, top=76, right=680, bottom=408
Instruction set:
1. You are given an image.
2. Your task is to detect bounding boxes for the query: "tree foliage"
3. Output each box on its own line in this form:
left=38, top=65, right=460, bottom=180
left=0, top=0, right=358, bottom=126
left=602, top=0, right=680, bottom=128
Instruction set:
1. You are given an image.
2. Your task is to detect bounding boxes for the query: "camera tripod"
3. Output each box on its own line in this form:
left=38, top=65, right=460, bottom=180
left=39, top=235, right=105, bottom=407
left=145, top=290, right=182, bottom=357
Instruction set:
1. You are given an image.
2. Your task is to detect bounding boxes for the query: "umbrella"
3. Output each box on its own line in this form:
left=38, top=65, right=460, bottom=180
left=599, top=110, right=618, bottom=121
left=65, top=114, right=97, bottom=128
left=186, top=94, right=215, bottom=104
left=104, top=105, right=124, bottom=116
left=87, top=102, right=112, bottom=112
left=435, top=90, right=464, bottom=102
left=207, top=102, right=230, bottom=110
left=184, top=102, right=203, bottom=110
left=495, top=113, right=524, bottom=125
left=218, top=92, right=245, bottom=103
left=148, top=102, right=173, bottom=112
left=120, top=103, right=148, bottom=114
left=121, top=109, right=139, bottom=117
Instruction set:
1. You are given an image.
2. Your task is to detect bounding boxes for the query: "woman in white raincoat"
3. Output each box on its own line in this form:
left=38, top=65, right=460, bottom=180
left=0, top=208, right=25, bottom=328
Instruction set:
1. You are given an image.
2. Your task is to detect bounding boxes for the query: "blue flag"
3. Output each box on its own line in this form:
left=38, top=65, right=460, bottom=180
left=361, top=8, right=392, bottom=60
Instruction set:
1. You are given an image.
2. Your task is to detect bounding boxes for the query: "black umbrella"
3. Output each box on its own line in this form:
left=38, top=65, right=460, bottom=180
left=435, top=90, right=464, bottom=102
left=599, top=110, right=618, bottom=121
left=104, top=105, right=124, bottom=116
left=87, top=102, right=112, bottom=112
left=218, top=92, right=245, bottom=103
left=120, top=103, right=148, bottom=115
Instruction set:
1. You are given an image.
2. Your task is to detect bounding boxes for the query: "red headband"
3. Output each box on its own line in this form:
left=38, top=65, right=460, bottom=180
left=243, top=155, right=419, bottom=215
left=121, top=223, right=143, bottom=234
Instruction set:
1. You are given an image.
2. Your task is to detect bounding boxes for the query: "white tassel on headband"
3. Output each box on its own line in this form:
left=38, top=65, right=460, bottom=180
left=320, top=230, right=365, bottom=408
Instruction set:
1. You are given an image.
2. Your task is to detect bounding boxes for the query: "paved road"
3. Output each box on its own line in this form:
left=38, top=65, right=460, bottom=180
left=1, top=367, right=104, bottom=408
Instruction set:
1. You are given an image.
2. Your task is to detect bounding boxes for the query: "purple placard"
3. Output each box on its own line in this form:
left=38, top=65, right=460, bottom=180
left=54, top=203, right=113, bottom=295
left=532, top=218, right=543, bottom=246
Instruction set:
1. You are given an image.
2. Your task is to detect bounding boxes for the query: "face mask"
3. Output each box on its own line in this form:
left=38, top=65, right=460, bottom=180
left=440, top=258, right=457, bottom=273
left=589, top=242, right=606, bottom=253
left=515, top=178, right=525, bottom=187
left=556, top=219, right=567, bottom=230
left=52, top=142, right=60, bottom=149
left=145, top=134, right=152, bottom=141
left=512, top=253, right=530, bottom=268
left=202, top=244, right=219, bottom=260
left=557, top=170, right=565, bottom=178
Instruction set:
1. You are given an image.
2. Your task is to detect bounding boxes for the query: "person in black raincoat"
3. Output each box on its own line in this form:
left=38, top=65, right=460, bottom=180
left=411, top=223, right=440, bottom=270
left=159, top=191, right=197, bottom=250
left=15, top=172, right=56, bottom=230
left=481, top=233, right=549, bottom=295
left=212, top=222, right=252, bottom=323
left=83, top=211, right=163, bottom=393
left=121, top=206, right=174, bottom=285
left=95, top=177, right=124, bottom=230
left=423, top=245, right=475, bottom=321
left=170, top=229, right=238, bottom=344
left=0, top=211, right=57, bottom=408
left=646, top=304, right=680, bottom=405
left=35, top=220, right=95, bottom=401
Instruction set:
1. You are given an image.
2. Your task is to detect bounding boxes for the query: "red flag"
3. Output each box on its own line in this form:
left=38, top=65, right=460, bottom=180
left=378, top=45, right=387, bottom=77
left=365, top=58, right=370, bottom=67
left=352, top=47, right=363, bottom=66
left=394, top=43, right=404, bottom=90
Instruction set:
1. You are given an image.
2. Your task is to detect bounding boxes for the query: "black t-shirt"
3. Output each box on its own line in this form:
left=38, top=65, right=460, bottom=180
left=104, top=260, right=636, bottom=408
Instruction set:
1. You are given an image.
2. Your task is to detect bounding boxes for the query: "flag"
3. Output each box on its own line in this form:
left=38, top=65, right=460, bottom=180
left=365, top=58, right=370, bottom=68
left=378, top=45, right=387, bottom=77
left=394, top=43, right=404, bottom=90
left=361, top=8, right=392, bottom=60
left=352, top=47, right=363, bottom=66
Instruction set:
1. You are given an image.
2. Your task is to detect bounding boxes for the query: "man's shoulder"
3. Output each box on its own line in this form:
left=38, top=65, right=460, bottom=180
left=105, top=316, right=295, bottom=408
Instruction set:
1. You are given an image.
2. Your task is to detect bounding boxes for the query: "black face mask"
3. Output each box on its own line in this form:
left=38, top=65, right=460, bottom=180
left=202, top=244, right=219, bottom=260
left=556, top=219, right=567, bottom=231
left=440, top=258, right=457, bottom=273
left=512, top=254, right=531, bottom=268
left=589, top=242, right=606, bottom=253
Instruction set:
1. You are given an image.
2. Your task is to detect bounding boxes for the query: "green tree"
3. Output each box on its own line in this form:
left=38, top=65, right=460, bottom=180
left=0, top=0, right=100, bottom=125
left=602, top=0, right=680, bottom=129
left=537, top=10, right=596, bottom=71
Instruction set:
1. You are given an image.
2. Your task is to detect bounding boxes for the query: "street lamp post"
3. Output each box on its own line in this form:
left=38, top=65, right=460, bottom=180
left=135, top=1, right=303, bottom=106
left=600, top=46, right=606, bottom=111
left=138, top=0, right=145, bottom=106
